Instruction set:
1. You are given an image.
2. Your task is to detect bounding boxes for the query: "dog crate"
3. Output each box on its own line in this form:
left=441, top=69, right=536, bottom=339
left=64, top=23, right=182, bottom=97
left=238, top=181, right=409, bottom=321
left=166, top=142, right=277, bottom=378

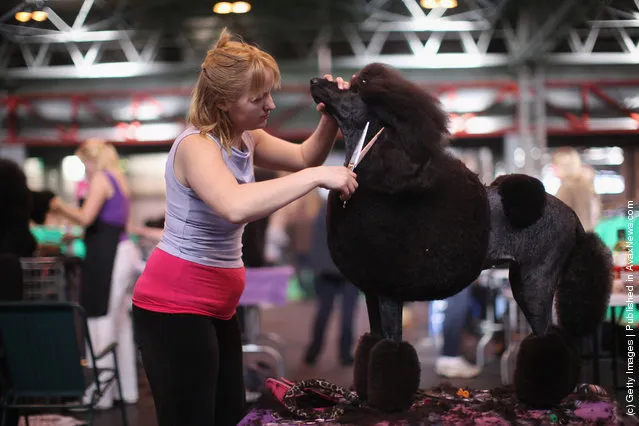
left=20, top=257, right=67, bottom=302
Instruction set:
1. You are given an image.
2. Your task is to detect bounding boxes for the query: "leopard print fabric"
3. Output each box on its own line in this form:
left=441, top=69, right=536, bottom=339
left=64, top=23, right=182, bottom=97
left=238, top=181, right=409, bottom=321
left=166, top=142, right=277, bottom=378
left=281, top=378, right=361, bottom=420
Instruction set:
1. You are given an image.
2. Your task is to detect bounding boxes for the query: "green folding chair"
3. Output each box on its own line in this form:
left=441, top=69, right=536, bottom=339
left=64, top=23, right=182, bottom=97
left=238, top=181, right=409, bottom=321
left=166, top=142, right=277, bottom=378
left=0, top=302, right=128, bottom=426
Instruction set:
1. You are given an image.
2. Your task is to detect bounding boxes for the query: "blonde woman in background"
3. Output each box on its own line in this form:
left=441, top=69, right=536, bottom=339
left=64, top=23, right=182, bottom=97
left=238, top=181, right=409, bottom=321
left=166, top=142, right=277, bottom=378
left=552, top=147, right=600, bottom=231
left=51, top=138, right=140, bottom=408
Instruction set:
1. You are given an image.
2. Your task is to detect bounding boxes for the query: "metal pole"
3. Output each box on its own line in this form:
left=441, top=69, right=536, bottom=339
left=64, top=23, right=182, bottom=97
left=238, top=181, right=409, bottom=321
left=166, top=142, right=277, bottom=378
left=533, top=65, right=547, bottom=177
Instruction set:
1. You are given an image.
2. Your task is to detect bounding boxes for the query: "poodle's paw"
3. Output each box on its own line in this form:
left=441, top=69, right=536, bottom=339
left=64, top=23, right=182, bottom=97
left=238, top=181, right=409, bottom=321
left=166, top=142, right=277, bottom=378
left=353, top=333, right=382, bottom=400
left=514, top=328, right=579, bottom=408
left=367, top=339, right=420, bottom=412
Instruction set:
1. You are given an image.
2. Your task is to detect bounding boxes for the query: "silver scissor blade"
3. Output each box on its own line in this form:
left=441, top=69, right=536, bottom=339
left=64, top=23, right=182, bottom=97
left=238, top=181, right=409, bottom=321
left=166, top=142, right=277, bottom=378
left=349, top=121, right=369, bottom=167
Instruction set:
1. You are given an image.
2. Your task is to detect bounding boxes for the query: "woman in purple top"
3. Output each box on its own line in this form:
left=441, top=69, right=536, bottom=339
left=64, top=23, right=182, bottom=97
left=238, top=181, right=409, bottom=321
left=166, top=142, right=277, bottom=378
left=51, top=139, right=140, bottom=408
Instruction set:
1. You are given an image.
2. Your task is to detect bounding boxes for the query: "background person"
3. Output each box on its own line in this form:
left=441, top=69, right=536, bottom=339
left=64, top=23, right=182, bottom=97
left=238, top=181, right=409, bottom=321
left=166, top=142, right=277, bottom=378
left=50, top=139, right=140, bottom=408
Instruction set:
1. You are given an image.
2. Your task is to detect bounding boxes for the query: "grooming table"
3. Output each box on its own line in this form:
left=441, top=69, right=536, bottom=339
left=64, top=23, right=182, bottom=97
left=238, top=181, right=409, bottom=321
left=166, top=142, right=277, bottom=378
left=239, top=383, right=624, bottom=425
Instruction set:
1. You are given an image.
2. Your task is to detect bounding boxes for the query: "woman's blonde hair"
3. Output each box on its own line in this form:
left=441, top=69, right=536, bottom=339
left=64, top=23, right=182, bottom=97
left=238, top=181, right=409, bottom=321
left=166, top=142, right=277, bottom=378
left=552, top=147, right=584, bottom=179
left=187, top=27, right=281, bottom=152
left=75, top=138, right=121, bottom=171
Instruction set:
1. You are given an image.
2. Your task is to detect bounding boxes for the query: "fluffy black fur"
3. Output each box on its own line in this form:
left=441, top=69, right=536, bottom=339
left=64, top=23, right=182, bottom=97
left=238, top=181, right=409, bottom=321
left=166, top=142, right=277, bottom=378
left=310, top=63, right=613, bottom=412
left=353, top=333, right=382, bottom=400
left=30, top=190, right=56, bottom=225
left=513, top=328, right=579, bottom=408
left=491, top=174, right=546, bottom=229
left=0, top=158, right=37, bottom=257
left=367, top=340, right=420, bottom=412
left=556, top=231, right=613, bottom=336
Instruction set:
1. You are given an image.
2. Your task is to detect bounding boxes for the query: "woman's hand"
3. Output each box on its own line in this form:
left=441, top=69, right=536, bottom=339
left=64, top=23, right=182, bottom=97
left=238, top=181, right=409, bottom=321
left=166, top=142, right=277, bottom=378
left=314, top=166, right=358, bottom=201
left=316, top=74, right=350, bottom=114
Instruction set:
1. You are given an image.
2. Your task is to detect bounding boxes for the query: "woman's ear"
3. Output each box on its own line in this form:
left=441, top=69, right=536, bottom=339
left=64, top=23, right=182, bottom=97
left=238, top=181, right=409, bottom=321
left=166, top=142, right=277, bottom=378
left=217, top=101, right=229, bottom=112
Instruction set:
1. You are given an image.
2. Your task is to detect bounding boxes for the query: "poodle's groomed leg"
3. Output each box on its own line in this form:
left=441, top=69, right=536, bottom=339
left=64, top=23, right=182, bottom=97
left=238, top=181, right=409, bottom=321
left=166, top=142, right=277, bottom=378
left=508, top=262, right=556, bottom=336
left=510, top=263, right=580, bottom=407
left=353, top=294, right=384, bottom=399
left=367, top=294, right=420, bottom=412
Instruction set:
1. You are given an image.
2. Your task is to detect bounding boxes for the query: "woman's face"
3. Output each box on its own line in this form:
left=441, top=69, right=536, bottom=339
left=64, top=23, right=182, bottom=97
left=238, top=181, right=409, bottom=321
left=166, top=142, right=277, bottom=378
left=222, top=71, right=276, bottom=133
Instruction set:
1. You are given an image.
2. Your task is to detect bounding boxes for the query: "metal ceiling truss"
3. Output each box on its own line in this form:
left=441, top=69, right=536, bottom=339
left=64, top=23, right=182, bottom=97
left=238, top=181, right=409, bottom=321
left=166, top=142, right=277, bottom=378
left=0, top=0, right=639, bottom=79
left=552, top=3, right=639, bottom=65
left=1, top=0, right=638, bottom=79
left=333, top=0, right=512, bottom=69
left=0, top=0, right=193, bottom=79
left=2, top=79, right=638, bottom=146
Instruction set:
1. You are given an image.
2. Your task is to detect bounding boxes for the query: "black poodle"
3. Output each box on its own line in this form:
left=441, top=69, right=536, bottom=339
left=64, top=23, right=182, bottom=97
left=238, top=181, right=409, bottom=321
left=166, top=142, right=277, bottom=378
left=310, top=64, right=612, bottom=412
left=0, top=158, right=55, bottom=299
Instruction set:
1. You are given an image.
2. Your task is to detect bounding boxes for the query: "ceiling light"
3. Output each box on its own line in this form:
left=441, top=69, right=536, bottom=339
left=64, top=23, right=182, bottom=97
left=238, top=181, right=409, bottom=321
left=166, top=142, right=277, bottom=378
left=420, top=0, right=458, bottom=8
left=231, top=1, right=251, bottom=13
left=15, top=11, right=32, bottom=22
left=213, top=2, right=233, bottom=14
left=31, top=10, right=48, bottom=21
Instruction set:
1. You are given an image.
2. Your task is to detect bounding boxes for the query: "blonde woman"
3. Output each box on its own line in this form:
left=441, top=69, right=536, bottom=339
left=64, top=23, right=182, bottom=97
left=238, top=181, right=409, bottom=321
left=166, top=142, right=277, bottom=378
left=131, top=27, right=356, bottom=425
left=552, top=147, right=599, bottom=231
left=51, top=138, right=139, bottom=408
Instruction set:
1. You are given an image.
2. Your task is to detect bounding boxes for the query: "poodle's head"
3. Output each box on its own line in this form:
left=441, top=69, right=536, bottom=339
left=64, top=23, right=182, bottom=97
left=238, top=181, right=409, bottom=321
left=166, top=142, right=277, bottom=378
left=310, top=63, right=450, bottom=166
left=0, top=158, right=32, bottom=226
left=0, top=157, right=39, bottom=257
left=310, top=77, right=370, bottom=166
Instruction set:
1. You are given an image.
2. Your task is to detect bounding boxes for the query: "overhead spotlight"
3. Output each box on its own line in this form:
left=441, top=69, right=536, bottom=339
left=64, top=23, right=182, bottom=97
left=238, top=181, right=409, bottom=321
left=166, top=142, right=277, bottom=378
left=213, top=1, right=251, bottom=14
left=15, top=11, right=32, bottom=22
left=420, top=0, right=458, bottom=8
left=31, top=10, right=48, bottom=21
left=213, top=2, right=233, bottom=14
left=231, top=1, right=251, bottom=13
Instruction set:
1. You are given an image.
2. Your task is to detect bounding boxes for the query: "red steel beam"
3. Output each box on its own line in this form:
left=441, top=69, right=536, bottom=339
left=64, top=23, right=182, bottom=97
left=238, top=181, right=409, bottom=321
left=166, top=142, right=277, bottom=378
left=3, top=80, right=639, bottom=145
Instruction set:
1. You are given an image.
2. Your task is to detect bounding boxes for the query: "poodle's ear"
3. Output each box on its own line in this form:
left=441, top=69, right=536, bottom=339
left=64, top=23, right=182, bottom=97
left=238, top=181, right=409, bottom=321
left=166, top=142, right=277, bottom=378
left=30, top=190, right=55, bottom=225
left=356, top=63, right=449, bottom=159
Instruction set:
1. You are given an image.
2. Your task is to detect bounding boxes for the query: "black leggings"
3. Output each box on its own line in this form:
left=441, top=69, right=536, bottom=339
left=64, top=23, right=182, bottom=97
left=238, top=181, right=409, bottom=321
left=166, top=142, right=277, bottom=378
left=132, top=306, right=246, bottom=426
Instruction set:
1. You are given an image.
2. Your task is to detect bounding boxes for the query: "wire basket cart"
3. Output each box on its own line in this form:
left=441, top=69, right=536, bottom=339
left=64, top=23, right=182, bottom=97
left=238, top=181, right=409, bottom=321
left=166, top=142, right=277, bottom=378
left=19, top=257, right=67, bottom=302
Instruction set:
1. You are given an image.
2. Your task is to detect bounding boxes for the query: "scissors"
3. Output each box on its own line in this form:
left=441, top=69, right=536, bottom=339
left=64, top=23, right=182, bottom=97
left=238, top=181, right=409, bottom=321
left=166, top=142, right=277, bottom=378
left=342, top=122, right=385, bottom=207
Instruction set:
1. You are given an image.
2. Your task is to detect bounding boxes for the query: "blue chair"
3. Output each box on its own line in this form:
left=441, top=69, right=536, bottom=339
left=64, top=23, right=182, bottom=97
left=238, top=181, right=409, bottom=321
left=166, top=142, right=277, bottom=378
left=0, top=302, right=128, bottom=426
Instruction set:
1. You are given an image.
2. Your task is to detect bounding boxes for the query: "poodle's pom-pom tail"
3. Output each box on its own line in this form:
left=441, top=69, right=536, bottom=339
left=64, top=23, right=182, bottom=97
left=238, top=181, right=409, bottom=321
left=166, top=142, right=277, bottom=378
left=514, top=328, right=579, bottom=408
left=556, top=231, right=613, bottom=337
left=367, top=340, right=420, bottom=412
left=353, top=333, right=382, bottom=400
left=492, top=174, right=546, bottom=229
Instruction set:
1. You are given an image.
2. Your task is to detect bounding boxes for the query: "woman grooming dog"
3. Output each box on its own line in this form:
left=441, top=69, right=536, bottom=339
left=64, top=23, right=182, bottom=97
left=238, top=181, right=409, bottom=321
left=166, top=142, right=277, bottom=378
left=131, top=28, right=358, bottom=426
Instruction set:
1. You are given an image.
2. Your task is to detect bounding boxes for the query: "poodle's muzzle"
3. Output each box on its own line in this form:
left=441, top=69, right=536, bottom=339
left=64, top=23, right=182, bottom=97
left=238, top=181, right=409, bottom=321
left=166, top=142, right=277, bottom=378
left=310, top=77, right=340, bottom=107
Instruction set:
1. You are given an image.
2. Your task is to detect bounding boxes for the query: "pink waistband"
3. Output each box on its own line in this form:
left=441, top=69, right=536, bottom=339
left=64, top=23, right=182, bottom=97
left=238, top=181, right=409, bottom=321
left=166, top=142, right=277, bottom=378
left=132, top=248, right=245, bottom=320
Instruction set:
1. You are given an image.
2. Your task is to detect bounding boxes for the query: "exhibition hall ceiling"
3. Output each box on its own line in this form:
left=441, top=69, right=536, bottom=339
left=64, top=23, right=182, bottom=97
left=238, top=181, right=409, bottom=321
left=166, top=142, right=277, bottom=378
left=1, top=0, right=638, bottom=80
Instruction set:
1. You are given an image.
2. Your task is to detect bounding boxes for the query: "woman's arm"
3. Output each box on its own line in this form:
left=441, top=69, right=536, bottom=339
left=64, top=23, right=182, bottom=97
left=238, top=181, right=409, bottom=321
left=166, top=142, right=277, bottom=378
left=251, top=113, right=339, bottom=171
left=128, top=224, right=164, bottom=242
left=178, top=134, right=356, bottom=225
left=52, top=173, right=109, bottom=227
left=251, top=75, right=348, bottom=172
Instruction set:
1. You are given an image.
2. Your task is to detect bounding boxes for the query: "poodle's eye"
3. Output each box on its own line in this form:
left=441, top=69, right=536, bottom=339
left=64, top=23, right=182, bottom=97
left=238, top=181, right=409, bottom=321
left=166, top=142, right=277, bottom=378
left=360, top=79, right=367, bottom=85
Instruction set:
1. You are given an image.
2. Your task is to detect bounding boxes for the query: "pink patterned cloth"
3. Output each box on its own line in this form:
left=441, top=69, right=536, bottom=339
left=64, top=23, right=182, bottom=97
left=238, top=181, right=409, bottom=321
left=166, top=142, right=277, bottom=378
left=238, top=382, right=623, bottom=425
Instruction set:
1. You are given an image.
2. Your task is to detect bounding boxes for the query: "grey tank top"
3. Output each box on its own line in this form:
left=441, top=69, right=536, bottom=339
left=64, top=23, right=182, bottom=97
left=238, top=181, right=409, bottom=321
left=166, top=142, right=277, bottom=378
left=158, top=127, right=255, bottom=268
